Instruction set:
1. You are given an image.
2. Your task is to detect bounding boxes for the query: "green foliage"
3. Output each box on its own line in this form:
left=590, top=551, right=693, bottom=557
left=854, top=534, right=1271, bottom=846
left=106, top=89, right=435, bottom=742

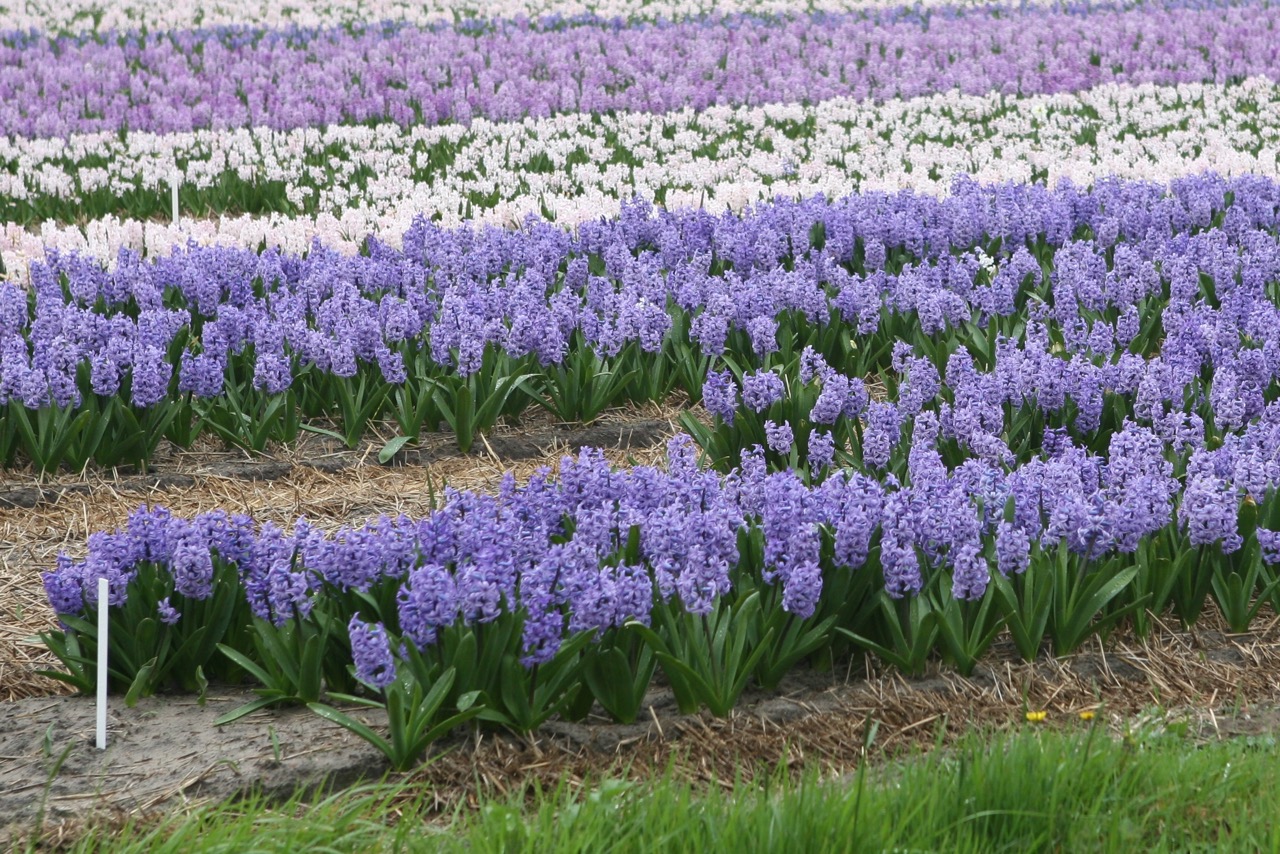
left=213, top=610, right=335, bottom=725
left=634, top=596, right=775, bottom=717
left=931, top=576, right=1003, bottom=676
left=536, top=346, right=639, bottom=423
left=430, top=350, right=536, bottom=453
left=435, top=619, right=593, bottom=733
left=310, top=663, right=481, bottom=772
left=839, top=590, right=939, bottom=677
left=581, top=626, right=656, bottom=724
left=40, top=558, right=248, bottom=699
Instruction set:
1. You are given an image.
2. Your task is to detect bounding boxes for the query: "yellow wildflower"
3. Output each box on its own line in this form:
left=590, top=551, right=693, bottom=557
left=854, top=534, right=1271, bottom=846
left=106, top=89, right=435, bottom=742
left=1025, top=710, right=1047, bottom=723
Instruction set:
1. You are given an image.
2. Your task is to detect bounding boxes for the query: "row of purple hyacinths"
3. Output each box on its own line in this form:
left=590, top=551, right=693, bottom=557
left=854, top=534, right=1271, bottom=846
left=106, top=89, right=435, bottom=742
left=39, top=402, right=1280, bottom=686
left=0, top=0, right=1277, bottom=138
left=32, top=174, right=1280, bottom=670
left=2, top=174, right=1278, bottom=441
left=700, top=335, right=1268, bottom=591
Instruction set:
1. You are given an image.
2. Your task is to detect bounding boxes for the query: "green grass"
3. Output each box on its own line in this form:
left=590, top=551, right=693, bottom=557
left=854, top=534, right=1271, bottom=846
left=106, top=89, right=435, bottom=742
left=33, top=722, right=1280, bottom=853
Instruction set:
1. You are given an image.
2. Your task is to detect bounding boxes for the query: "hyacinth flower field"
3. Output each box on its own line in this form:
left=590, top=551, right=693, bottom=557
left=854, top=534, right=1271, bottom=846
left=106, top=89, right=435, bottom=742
left=5, top=0, right=1280, bottom=844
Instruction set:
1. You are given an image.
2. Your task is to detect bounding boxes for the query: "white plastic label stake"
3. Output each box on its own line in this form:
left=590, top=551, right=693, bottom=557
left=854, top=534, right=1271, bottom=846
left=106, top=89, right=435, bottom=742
left=97, top=577, right=108, bottom=750
left=171, top=177, right=180, bottom=226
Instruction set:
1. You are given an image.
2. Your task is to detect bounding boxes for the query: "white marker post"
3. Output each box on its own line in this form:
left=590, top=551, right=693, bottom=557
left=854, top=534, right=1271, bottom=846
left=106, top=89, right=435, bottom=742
left=170, top=176, right=180, bottom=226
left=96, top=577, right=108, bottom=750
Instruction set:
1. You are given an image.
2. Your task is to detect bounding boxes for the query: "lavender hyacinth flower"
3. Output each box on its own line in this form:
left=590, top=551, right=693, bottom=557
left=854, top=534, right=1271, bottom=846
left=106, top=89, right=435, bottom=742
left=880, top=492, right=923, bottom=598
left=809, top=430, right=836, bottom=470
left=1179, top=460, right=1243, bottom=553
left=610, top=563, right=655, bottom=627
left=995, top=520, right=1031, bottom=576
left=809, top=378, right=851, bottom=425
left=950, top=541, right=990, bottom=601
left=765, top=420, right=794, bottom=455
left=782, top=560, right=824, bottom=620
left=747, top=315, right=779, bottom=358
left=397, top=562, right=458, bottom=650
left=178, top=350, right=226, bottom=398
left=862, top=403, right=902, bottom=470
left=129, top=344, right=172, bottom=407
left=737, top=445, right=768, bottom=517
left=1256, top=527, right=1280, bottom=564
left=825, top=472, right=884, bottom=570
left=264, top=559, right=313, bottom=626
left=741, top=369, right=785, bottom=414
left=169, top=528, right=215, bottom=600
left=42, top=554, right=85, bottom=615
left=518, top=547, right=573, bottom=666
left=157, top=597, right=181, bottom=626
left=348, top=616, right=397, bottom=690
left=702, top=369, right=739, bottom=425
left=799, top=346, right=830, bottom=384
left=89, top=351, right=122, bottom=397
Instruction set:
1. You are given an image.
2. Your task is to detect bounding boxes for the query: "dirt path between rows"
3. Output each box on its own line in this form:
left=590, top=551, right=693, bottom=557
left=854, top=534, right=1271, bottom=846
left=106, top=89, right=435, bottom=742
left=0, top=414, right=674, bottom=512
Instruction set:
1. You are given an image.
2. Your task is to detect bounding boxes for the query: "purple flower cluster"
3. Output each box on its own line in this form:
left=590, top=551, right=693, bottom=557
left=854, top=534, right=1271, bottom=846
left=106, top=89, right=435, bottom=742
left=349, top=616, right=398, bottom=689
left=765, top=420, right=794, bottom=455
left=741, top=370, right=785, bottom=413
left=702, top=369, right=738, bottom=425
left=803, top=348, right=868, bottom=425
left=2, top=2, right=1275, bottom=139
left=809, top=431, right=836, bottom=470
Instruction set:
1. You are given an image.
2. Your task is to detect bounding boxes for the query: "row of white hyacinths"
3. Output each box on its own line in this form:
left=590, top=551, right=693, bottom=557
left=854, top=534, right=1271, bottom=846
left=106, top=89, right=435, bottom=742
left=3, top=78, right=1278, bottom=283
left=0, top=0, right=1061, bottom=34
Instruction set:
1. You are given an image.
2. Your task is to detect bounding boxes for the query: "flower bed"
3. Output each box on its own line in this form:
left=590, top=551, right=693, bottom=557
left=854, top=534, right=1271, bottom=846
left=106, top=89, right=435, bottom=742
left=3, top=174, right=1280, bottom=469
left=2, top=2, right=1276, bottom=140
left=14, top=0, right=1280, bottom=773
left=39, top=424, right=1280, bottom=767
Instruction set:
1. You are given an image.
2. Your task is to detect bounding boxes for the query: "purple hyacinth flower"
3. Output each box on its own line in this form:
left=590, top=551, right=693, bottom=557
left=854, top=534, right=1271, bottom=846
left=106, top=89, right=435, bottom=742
left=809, top=430, right=836, bottom=470
left=995, top=521, right=1031, bottom=576
left=1257, top=527, right=1280, bottom=565
left=265, top=559, right=313, bottom=626
left=950, top=541, right=990, bottom=601
left=42, top=554, right=85, bottom=615
left=741, top=369, right=785, bottom=414
left=781, top=560, right=823, bottom=619
left=157, top=597, right=181, bottom=626
left=765, top=420, right=794, bottom=455
left=702, top=369, right=739, bottom=425
left=397, top=562, right=458, bottom=650
left=348, top=616, right=397, bottom=690
left=170, top=529, right=215, bottom=600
